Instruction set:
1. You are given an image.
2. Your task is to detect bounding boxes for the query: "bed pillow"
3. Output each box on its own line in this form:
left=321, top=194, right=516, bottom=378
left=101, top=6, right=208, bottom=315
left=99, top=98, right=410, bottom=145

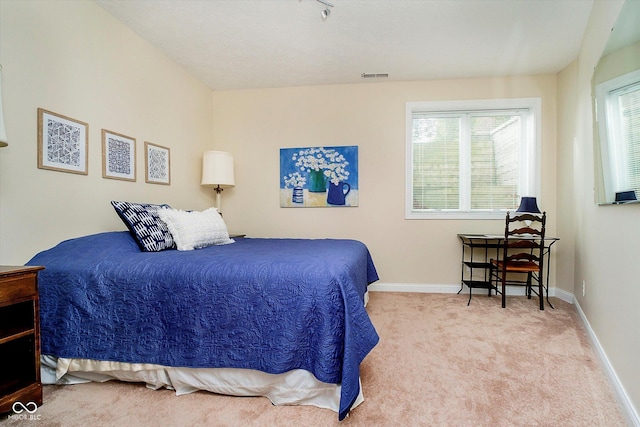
left=157, top=207, right=234, bottom=251
left=111, top=201, right=175, bottom=252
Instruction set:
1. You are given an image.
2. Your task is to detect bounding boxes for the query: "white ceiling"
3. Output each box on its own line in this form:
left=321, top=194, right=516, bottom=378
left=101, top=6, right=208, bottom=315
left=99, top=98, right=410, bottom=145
left=95, top=0, right=595, bottom=91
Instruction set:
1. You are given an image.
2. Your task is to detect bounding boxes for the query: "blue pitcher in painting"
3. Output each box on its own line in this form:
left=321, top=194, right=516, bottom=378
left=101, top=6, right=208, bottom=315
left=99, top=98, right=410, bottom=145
left=327, top=182, right=351, bottom=205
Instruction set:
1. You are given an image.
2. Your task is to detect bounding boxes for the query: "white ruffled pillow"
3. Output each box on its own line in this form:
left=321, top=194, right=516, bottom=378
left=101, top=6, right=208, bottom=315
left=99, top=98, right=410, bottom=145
left=157, top=207, right=234, bottom=250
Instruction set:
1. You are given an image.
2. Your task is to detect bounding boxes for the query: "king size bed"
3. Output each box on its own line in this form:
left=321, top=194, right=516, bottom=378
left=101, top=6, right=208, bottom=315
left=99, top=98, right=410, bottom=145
left=26, top=202, right=379, bottom=420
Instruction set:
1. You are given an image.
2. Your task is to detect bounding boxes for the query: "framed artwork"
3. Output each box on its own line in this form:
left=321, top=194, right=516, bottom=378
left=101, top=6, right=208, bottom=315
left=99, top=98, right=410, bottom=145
left=280, top=145, right=359, bottom=207
left=102, top=129, right=136, bottom=181
left=145, top=141, right=170, bottom=185
left=37, top=108, right=88, bottom=175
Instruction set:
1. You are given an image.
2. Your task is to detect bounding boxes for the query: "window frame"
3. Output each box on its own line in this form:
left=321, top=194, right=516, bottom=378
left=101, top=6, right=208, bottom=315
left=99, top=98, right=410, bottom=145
left=595, top=69, right=640, bottom=203
left=405, top=98, right=542, bottom=220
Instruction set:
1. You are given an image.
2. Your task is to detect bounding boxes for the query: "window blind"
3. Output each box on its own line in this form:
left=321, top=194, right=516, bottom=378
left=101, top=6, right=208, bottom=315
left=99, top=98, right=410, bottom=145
left=411, top=111, right=523, bottom=212
left=412, top=116, right=460, bottom=210
left=619, top=84, right=640, bottom=194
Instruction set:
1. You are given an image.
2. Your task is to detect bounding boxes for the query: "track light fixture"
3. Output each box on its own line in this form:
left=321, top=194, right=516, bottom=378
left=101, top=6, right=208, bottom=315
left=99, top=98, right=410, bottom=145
left=316, top=0, right=333, bottom=19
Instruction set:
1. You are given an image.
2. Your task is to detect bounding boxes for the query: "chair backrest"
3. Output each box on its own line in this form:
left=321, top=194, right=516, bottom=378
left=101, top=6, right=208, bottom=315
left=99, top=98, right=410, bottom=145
left=501, top=211, right=547, bottom=270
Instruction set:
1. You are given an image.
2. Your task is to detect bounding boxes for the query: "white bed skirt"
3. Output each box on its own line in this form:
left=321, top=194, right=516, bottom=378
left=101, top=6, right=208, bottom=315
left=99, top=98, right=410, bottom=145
left=41, top=355, right=364, bottom=413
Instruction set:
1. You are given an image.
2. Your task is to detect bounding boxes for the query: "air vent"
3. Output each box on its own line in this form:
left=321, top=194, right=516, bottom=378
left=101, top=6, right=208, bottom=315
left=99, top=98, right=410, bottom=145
left=361, top=73, right=389, bottom=79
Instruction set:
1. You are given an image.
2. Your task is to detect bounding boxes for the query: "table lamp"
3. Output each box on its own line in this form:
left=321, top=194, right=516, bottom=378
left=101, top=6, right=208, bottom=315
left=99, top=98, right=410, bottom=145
left=614, top=190, right=637, bottom=204
left=201, top=151, right=235, bottom=214
left=516, top=197, right=541, bottom=213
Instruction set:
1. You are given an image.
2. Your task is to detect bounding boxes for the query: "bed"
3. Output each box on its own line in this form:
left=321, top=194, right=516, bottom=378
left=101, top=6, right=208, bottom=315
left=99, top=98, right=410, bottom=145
left=27, top=226, right=379, bottom=420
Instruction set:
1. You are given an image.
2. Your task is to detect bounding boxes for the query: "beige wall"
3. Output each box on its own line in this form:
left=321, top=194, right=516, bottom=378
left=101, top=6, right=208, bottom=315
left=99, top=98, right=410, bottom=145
left=557, top=0, right=639, bottom=419
left=0, top=1, right=215, bottom=264
left=214, top=76, right=559, bottom=288
left=594, top=40, right=640, bottom=86
left=2, top=0, right=636, bottom=420
left=0, top=0, right=640, bottom=422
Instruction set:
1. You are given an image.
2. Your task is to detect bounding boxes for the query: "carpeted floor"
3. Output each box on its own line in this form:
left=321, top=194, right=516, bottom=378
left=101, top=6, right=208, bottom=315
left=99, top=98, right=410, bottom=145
left=1, top=292, right=628, bottom=426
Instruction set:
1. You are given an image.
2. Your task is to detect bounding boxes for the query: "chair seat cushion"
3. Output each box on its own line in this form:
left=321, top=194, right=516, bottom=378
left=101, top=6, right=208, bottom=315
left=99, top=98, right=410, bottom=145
left=492, top=260, right=540, bottom=273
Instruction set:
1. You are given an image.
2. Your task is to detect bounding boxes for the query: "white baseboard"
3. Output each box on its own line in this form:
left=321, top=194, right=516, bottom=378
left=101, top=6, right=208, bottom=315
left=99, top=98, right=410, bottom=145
left=367, top=282, right=638, bottom=426
left=553, top=287, right=574, bottom=304
left=368, top=282, right=461, bottom=293
left=369, top=282, right=574, bottom=303
left=574, top=300, right=640, bottom=427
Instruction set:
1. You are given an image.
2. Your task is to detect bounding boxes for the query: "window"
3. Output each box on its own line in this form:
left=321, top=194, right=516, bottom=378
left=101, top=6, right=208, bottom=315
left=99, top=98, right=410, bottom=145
left=596, top=69, right=640, bottom=203
left=406, top=98, right=541, bottom=219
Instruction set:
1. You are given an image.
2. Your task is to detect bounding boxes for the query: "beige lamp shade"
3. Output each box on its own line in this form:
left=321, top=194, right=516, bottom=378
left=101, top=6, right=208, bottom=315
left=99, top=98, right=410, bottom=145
left=0, top=66, right=7, bottom=147
left=201, top=151, right=235, bottom=187
left=201, top=151, right=235, bottom=213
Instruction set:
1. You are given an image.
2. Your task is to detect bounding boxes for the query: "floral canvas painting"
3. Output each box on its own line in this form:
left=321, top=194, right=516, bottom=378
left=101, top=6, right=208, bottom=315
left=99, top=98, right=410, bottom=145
left=280, top=146, right=358, bottom=207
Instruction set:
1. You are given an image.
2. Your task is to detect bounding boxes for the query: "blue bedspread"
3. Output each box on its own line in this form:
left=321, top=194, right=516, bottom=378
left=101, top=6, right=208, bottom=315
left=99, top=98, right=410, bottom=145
left=27, top=232, right=379, bottom=420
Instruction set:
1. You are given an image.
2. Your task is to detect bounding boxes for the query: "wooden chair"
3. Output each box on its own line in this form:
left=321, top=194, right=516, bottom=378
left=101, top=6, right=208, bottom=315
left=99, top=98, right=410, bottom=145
left=490, top=211, right=546, bottom=309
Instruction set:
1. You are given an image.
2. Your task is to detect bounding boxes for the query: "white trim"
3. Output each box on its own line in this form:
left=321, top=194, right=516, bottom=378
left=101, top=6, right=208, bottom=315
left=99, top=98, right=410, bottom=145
left=553, top=287, right=574, bottom=304
left=404, top=210, right=513, bottom=220
left=369, top=281, right=567, bottom=301
left=405, top=97, right=542, bottom=220
left=574, top=300, right=640, bottom=427
left=369, top=282, right=461, bottom=293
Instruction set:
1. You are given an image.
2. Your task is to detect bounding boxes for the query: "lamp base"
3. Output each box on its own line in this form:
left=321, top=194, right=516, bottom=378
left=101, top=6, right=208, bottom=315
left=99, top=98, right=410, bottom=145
left=214, top=185, right=224, bottom=213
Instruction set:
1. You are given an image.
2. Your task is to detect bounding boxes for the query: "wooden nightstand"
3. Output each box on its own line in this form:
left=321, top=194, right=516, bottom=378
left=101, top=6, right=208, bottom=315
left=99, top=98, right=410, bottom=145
left=0, top=266, right=44, bottom=414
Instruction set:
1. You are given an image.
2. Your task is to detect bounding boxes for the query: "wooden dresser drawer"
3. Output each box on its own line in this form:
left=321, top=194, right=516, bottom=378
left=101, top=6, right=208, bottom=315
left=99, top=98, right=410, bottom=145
left=0, top=274, right=38, bottom=304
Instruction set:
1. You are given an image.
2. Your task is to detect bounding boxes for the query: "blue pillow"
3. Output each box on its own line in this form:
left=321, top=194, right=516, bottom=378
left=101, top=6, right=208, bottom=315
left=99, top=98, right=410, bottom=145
left=111, top=201, right=175, bottom=252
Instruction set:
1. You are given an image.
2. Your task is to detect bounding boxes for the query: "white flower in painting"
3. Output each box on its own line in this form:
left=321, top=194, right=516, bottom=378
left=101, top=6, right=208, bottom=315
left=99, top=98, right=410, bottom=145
left=284, top=172, right=306, bottom=188
left=293, top=147, right=350, bottom=184
left=294, top=147, right=330, bottom=171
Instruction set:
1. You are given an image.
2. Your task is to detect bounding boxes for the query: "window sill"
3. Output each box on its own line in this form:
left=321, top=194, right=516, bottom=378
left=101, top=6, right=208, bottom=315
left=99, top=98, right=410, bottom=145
left=597, top=200, right=640, bottom=206
left=406, top=211, right=511, bottom=220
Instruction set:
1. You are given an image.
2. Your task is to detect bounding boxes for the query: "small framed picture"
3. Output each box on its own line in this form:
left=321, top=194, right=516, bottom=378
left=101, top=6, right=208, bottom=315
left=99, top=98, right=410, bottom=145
left=37, top=108, right=88, bottom=175
left=102, top=129, right=136, bottom=181
left=145, top=141, right=170, bottom=185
